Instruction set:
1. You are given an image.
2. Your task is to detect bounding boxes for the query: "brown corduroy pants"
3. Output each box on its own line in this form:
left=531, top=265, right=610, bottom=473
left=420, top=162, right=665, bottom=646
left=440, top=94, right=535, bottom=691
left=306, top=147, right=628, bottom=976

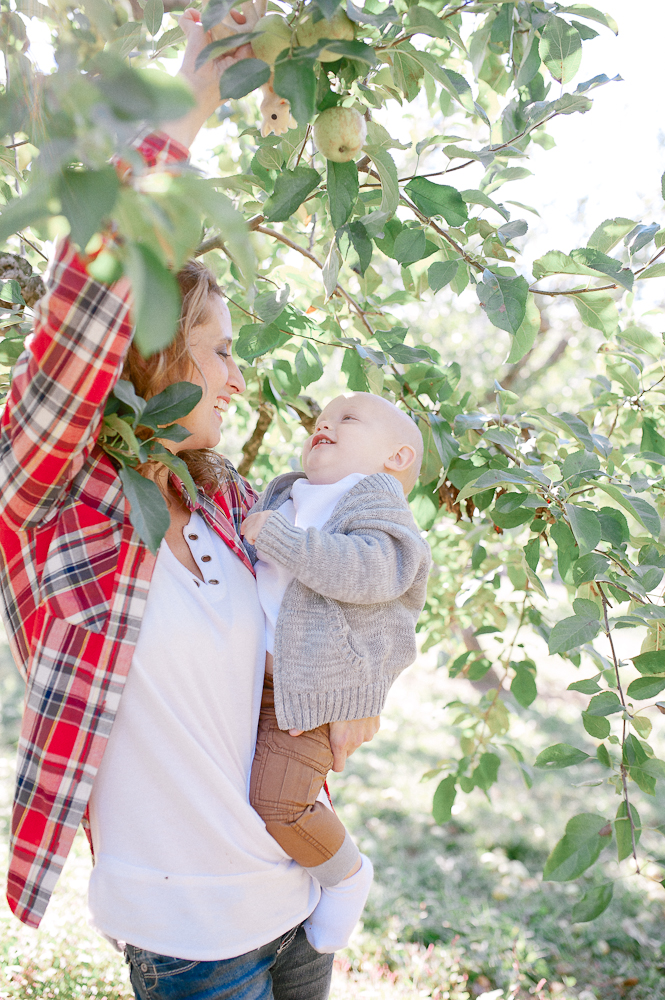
left=250, top=675, right=348, bottom=873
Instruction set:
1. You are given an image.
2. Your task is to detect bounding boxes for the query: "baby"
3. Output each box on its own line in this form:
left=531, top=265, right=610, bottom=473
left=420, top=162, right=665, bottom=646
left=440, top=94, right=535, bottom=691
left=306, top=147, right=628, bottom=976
left=242, top=393, right=431, bottom=953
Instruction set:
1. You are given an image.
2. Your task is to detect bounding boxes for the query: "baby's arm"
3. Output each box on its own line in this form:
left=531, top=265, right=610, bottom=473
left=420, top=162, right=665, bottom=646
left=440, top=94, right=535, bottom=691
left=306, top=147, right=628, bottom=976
left=251, top=505, right=430, bottom=605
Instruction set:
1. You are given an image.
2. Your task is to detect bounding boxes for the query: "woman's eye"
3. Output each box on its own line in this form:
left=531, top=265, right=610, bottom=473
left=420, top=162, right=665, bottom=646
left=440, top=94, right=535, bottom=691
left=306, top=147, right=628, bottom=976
left=217, top=350, right=229, bottom=359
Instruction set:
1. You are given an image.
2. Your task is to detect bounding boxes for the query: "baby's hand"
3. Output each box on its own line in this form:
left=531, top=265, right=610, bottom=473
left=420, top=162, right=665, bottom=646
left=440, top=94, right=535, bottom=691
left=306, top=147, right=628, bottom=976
left=242, top=510, right=272, bottom=546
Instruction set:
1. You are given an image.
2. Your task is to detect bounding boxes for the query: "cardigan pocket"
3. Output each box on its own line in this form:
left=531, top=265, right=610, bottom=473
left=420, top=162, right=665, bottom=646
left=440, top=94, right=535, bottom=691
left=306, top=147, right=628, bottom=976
left=40, top=501, right=122, bottom=632
left=323, top=598, right=364, bottom=671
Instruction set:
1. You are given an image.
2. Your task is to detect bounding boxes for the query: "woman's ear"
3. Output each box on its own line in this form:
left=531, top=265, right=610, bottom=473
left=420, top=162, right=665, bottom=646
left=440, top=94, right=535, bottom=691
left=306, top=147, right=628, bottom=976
left=384, top=443, right=417, bottom=475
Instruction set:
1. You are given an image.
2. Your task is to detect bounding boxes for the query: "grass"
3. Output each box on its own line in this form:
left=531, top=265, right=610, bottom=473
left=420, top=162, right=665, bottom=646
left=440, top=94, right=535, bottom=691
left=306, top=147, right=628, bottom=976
left=0, top=627, right=664, bottom=999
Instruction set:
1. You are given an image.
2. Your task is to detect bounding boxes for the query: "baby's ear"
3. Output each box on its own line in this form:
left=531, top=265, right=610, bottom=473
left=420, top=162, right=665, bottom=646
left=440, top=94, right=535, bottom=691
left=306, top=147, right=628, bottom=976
left=384, top=443, right=417, bottom=475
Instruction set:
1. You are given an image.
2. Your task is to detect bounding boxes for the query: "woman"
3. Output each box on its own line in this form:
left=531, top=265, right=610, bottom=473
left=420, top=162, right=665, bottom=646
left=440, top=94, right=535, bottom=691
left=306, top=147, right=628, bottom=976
left=0, top=11, right=378, bottom=998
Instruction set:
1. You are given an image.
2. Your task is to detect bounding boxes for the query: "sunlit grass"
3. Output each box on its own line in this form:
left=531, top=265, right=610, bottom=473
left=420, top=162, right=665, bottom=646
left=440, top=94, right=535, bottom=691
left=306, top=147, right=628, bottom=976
left=0, top=644, right=664, bottom=999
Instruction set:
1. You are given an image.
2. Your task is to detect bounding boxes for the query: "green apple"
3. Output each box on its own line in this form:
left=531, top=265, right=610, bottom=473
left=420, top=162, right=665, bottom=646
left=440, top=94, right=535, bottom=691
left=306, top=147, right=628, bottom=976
left=313, top=106, right=367, bottom=163
left=251, top=14, right=291, bottom=66
left=296, top=8, right=355, bottom=62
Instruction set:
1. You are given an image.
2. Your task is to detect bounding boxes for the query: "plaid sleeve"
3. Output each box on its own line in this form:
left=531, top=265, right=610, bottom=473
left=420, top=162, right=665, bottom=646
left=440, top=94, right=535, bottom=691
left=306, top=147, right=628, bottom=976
left=0, top=133, right=190, bottom=531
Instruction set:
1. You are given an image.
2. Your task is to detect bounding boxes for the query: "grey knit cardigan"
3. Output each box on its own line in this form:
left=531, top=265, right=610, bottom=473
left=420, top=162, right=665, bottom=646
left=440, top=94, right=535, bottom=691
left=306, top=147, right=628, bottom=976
left=247, top=471, right=431, bottom=732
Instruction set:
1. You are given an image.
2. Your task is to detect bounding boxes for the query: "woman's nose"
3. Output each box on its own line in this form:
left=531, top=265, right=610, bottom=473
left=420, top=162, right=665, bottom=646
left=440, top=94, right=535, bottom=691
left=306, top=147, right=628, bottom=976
left=227, top=358, right=246, bottom=395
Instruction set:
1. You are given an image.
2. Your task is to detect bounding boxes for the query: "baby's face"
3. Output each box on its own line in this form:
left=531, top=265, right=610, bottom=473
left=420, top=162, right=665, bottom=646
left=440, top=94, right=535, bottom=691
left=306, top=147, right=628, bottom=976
left=302, top=395, right=400, bottom=485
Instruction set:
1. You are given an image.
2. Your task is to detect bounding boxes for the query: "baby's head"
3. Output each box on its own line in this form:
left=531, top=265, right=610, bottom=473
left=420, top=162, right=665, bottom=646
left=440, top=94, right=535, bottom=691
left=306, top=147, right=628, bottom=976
left=302, top=393, right=423, bottom=495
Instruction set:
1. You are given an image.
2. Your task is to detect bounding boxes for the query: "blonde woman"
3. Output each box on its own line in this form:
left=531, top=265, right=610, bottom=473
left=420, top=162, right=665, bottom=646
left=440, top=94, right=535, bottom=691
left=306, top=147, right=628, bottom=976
left=0, top=11, right=378, bottom=998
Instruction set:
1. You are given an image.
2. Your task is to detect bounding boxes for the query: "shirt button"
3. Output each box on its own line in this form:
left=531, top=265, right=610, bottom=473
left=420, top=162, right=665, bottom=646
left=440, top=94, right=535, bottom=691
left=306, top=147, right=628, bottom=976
left=201, top=555, right=212, bottom=563
left=188, top=533, right=198, bottom=540
left=209, top=579, right=219, bottom=585
left=140, top=964, right=148, bottom=972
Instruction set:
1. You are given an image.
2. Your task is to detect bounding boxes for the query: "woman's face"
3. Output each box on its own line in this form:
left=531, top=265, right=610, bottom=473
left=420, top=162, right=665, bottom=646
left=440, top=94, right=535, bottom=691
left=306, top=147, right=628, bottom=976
left=172, top=295, right=245, bottom=452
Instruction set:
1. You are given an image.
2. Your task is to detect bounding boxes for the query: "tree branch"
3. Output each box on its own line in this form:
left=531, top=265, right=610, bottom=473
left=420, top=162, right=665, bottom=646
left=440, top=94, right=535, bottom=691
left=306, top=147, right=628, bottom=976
left=238, top=402, right=274, bottom=478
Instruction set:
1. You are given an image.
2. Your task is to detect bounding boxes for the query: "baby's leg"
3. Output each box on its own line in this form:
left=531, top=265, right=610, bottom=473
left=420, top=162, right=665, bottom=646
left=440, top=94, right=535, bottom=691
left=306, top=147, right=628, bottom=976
left=250, top=673, right=359, bottom=885
left=250, top=674, right=373, bottom=951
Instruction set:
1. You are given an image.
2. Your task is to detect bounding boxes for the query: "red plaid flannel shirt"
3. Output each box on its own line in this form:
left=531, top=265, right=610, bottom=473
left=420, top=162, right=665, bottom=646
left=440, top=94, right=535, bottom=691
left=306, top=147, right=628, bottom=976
left=0, top=133, right=257, bottom=927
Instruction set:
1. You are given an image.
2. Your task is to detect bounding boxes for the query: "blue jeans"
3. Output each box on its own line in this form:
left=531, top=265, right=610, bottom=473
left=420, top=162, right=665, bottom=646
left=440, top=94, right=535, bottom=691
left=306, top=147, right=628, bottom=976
left=125, top=924, right=333, bottom=1000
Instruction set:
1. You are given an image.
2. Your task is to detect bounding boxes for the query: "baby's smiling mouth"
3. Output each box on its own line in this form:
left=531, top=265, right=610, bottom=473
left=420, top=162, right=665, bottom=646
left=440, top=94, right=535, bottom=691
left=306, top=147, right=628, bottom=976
left=311, top=432, right=335, bottom=448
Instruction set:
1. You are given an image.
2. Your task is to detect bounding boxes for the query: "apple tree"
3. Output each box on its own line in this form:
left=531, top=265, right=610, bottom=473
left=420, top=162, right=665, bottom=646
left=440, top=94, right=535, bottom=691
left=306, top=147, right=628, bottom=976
left=1, top=0, right=665, bottom=920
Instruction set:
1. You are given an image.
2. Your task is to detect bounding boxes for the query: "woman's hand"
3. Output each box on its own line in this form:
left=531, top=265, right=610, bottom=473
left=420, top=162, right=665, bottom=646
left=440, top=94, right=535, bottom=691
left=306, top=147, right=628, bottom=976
left=161, top=7, right=254, bottom=149
left=242, top=510, right=272, bottom=546
left=289, top=716, right=381, bottom=772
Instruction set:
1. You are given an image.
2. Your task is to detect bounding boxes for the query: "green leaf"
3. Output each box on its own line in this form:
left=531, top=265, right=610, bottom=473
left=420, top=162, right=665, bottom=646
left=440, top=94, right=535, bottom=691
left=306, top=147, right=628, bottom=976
left=0, top=183, right=51, bottom=244
left=548, top=613, right=601, bottom=655
left=118, top=466, right=170, bottom=554
left=404, top=5, right=447, bottom=38
left=409, top=50, right=475, bottom=113
left=113, top=379, right=146, bottom=420
left=143, top=0, right=163, bottom=36
left=95, top=61, right=195, bottom=123
left=556, top=4, right=618, bottom=34
left=327, top=159, right=358, bottom=231
left=532, top=249, right=600, bottom=280
left=572, top=598, right=601, bottom=620
left=0, top=279, right=25, bottom=305
left=202, top=0, right=237, bottom=30
left=571, top=291, right=619, bottom=337
left=631, top=651, right=665, bottom=676
left=364, top=146, right=399, bottom=219
left=195, top=32, right=262, bottom=70
left=572, top=882, right=614, bottom=922
left=568, top=675, right=602, bottom=694
left=295, top=342, right=323, bottom=388
left=524, top=536, right=540, bottom=572
left=236, top=322, right=288, bottom=361
left=140, top=381, right=202, bottom=430
left=615, top=801, right=641, bottom=862
left=393, top=228, right=427, bottom=266
left=124, top=242, right=181, bottom=357
left=345, top=220, right=372, bottom=275
left=591, top=482, right=660, bottom=537
left=219, top=58, right=271, bottom=101
left=627, top=676, right=665, bottom=700
left=263, top=166, right=321, bottom=223
left=320, top=39, right=376, bottom=64
left=471, top=752, right=500, bottom=791
left=620, top=325, right=662, bottom=358
left=404, top=177, right=468, bottom=226
left=569, top=248, right=633, bottom=291
left=341, top=347, right=369, bottom=391
left=255, top=287, right=289, bottom=325
left=477, top=269, right=529, bottom=336
left=543, top=813, right=611, bottom=881
left=428, top=259, right=461, bottom=293
left=539, top=16, right=582, bottom=84
left=505, top=294, right=540, bottom=364
left=273, top=55, right=317, bottom=124
left=587, top=217, right=636, bottom=253
left=534, top=744, right=590, bottom=769
left=432, top=775, right=456, bottom=824
left=511, top=664, right=537, bottom=708
left=582, top=712, right=610, bottom=739
left=586, top=691, right=623, bottom=716
left=565, top=504, right=601, bottom=557
left=637, top=262, right=665, bottom=280
left=58, top=166, right=120, bottom=251
left=149, top=446, right=198, bottom=505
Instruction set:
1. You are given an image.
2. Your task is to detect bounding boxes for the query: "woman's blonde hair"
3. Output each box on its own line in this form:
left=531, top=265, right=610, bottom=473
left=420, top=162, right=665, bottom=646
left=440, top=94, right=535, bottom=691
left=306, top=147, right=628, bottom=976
left=122, top=259, right=231, bottom=495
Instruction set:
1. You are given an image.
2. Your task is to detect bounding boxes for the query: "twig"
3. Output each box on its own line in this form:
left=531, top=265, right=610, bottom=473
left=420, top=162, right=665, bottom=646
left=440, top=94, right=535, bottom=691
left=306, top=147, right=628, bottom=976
left=4, top=140, right=28, bottom=150
left=293, top=125, right=312, bottom=169
left=530, top=283, right=618, bottom=296
left=17, top=232, right=48, bottom=261
left=254, top=225, right=376, bottom=336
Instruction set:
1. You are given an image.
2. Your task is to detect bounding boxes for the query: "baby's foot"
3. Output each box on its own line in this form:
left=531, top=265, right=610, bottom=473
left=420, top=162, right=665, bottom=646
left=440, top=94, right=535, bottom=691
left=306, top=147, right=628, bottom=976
left=304, top=854, right=373, bottom=954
